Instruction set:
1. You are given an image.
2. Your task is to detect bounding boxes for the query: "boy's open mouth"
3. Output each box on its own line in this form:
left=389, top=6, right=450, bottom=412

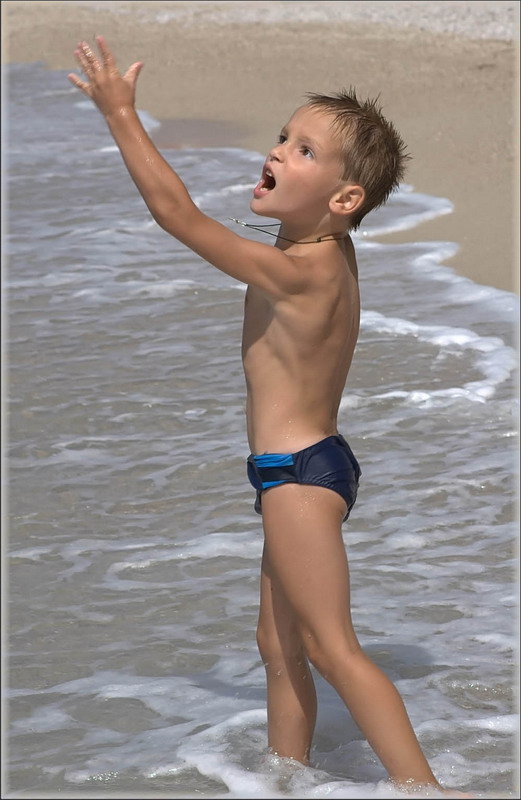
left=254, top=166, right=276, bottom=195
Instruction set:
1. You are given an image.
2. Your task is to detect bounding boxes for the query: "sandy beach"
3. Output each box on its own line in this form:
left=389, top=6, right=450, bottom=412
left=2, top=0, right=519, bottom=292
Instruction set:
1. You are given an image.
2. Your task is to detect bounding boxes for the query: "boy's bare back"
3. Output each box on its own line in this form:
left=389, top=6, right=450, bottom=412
left=242, top=235, right=360, bottom=455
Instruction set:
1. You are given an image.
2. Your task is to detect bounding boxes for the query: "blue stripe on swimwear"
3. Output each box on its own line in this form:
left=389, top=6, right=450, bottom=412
left=246, top=434, right=361, bottom=523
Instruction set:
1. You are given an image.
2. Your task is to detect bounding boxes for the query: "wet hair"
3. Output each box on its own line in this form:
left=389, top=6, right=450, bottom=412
left=306, top=88, right=410, bottom=230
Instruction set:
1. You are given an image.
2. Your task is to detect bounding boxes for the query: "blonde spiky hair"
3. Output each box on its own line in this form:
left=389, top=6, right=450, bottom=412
left=306, top=88, right=410, bottom=229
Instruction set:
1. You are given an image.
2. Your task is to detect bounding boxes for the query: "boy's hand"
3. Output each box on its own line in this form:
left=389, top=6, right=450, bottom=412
left=68, top=36, right=143, bottom=118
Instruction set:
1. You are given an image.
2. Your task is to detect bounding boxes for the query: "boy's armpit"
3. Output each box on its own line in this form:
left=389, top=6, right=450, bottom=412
left=158, top=205, right=307, bottom=297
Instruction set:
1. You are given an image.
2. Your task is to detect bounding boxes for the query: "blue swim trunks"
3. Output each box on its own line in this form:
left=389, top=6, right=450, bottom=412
left=247, top=434, right=361, bottom=522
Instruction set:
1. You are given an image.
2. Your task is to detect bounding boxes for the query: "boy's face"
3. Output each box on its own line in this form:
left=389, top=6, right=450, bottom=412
left=250, top=105, right=346, bottom=223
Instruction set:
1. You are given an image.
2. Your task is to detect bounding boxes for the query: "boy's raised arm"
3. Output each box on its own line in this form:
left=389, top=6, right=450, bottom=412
left=69, top=37, right=196, bottom=234
left=68, top=37, right=304, bottom=298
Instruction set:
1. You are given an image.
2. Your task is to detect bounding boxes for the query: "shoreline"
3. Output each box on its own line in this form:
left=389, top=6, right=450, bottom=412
left=2, top=0, right=519, bottom=293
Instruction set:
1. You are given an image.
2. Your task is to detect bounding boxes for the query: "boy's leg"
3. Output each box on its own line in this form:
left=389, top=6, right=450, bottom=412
left=260, top=482, right=441, bottom=789
left=257, top=544, right=317, bottom=763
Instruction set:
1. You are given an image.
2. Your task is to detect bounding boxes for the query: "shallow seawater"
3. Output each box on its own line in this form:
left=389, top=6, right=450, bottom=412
left=4, top=63, right=519, bottom=799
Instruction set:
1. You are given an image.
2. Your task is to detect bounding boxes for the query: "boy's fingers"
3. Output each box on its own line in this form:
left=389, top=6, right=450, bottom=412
left=78, top=41, right=101, bottom=72
left=67, top=73, right=90, bottom=93
left=124, top=61, right=144, bottom=85
left=96, top=35, right=116, bottom=70
left=75, top=47, right=95, bottom=79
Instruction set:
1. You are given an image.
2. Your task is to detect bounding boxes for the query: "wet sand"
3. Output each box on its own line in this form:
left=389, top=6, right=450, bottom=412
left=2, top=0, right=519, bottom=291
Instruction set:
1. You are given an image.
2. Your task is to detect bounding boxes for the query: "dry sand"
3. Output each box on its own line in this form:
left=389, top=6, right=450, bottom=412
left=2, top=0, right=519, bottom=292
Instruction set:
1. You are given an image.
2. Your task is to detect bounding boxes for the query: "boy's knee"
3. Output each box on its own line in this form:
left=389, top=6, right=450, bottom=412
left=301, top=635, right=326, bottom=673
left=255, top=623, right=270, bottom=661
left=302, top=632, right=361, bottom=681
left=256, top=622, right=304, bottom=666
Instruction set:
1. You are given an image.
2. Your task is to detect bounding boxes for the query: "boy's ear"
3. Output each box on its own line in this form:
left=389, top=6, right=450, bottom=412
left=329, top=183, right=365, bottom=217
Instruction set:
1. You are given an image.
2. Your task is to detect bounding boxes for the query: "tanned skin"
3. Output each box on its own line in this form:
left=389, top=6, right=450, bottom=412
left=68, top=38, right=471, bottom=797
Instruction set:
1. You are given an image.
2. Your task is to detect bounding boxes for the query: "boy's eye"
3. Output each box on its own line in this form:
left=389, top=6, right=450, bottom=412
left=301, top=146, right=314, bottom=158
left=277, top=134, right=287, bottom=144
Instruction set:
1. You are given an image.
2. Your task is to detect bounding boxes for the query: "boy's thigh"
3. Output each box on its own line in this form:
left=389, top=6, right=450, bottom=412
left=259, top=546, right=301, bottom=639
left=262, top=481, right=347, bottom=529
left=260, top=483, right=351, bottom=627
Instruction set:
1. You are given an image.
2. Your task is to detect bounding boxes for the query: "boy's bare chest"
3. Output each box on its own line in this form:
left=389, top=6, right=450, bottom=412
left=242, top=286, right=274, bottom=351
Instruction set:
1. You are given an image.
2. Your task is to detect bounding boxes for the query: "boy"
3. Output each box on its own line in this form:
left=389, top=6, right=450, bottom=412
left=69, top=37, right=468, bottom=796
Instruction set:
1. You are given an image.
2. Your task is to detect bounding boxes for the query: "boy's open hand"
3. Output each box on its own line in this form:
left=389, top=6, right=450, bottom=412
left=68, top=36, right=143, bottom=117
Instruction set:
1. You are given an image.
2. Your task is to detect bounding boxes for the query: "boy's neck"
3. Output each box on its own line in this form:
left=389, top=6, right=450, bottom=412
left=275, top=221, right=349, bottom=249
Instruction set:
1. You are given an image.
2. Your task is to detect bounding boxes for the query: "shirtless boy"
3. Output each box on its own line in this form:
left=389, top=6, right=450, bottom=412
left=69, top=38, right=469, bottom=796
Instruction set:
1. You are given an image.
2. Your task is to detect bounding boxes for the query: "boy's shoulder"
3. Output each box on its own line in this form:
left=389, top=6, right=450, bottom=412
left=287, top=236, right=357, bottom=285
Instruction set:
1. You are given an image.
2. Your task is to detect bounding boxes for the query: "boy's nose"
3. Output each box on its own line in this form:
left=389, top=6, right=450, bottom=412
left=268, top=143, right=284, bottom=161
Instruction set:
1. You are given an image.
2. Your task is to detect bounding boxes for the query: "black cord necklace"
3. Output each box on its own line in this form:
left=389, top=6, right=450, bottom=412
left=229, top=218, right=346, bottom=244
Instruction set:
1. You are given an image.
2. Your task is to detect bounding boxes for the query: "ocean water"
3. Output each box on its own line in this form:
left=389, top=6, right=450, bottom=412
left=4, top=63, right=519, bottom=799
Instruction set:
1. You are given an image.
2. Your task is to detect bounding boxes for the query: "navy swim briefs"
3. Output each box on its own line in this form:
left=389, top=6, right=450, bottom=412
left=247, top=434, right=361, bottom=522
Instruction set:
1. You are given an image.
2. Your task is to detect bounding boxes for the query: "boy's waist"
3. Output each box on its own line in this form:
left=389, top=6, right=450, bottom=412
left=248, top=431, right=342, bottom=458
left=247, top=419, right=343, bottom=456
left=247, top=433, right=358, bottom=469
left=247, top=433, right=361, bottom=488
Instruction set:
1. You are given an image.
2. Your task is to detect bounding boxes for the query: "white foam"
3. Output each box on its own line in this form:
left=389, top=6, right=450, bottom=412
left=74, top=100, right=96, bottom=110
left=193, top=182, right=256, bottom=207
left=459, top=714, right=519, bottom=733
left=184, top=406, right=207, bottom=417
left=358, top=185, right=454, bottom=237
left=10, top=545, right=53, bottom=560
left=176, top=531, right=263, bottom=560
left=346, top=308, right=518, bottom=405
left=103, top=532, right=262, bottom=578
left=404, top=241, right=519, bottom=315
left=10, top=706, right=74, bottom=733
left=135, top=279, right=197, bottom=297
left=41, top=88, right=77, bottom=97
left=384, top=532, right=427, bottom=550
left=174, top=709, right=476, bottom=799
